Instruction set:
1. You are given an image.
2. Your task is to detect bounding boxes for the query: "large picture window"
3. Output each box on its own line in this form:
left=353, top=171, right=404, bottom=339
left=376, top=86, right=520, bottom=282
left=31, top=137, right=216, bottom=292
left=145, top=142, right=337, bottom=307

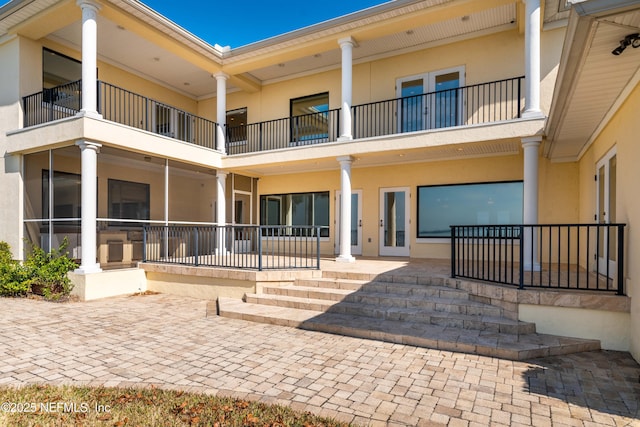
left=417, top=181, right=523, bottom=238
left=108, top=179, right=150, bottom=225
left=260, top=191, right=329, bottom=237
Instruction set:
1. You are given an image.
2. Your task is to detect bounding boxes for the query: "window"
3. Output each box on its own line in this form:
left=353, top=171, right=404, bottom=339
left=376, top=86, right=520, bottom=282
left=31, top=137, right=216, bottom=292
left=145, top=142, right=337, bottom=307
left=290, top=93, right=329, bottom=144
left=260, top=191, right=329, bottom=237
left=227, top=108, right=247, bottom=143
left=417, top=181, right=523, bottom=238
left=108, top=179, right=150, bottom=225
left=43, top=48, right=81, bottom=89
left=42, top=170, right=82, bottom=220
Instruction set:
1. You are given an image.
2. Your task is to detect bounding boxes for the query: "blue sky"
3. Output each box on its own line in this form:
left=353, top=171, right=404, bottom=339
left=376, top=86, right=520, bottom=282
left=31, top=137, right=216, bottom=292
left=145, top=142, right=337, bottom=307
left=141, top=0, right=390, bottom=48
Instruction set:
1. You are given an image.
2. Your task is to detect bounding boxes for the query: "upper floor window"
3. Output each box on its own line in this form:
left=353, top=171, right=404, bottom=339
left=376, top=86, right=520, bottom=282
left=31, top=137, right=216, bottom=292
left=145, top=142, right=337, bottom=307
left=290, top=93, right=329, bottom=144
left=226, top=107, right=247, bottom=143
left=43, top=48, right=81, bottom=89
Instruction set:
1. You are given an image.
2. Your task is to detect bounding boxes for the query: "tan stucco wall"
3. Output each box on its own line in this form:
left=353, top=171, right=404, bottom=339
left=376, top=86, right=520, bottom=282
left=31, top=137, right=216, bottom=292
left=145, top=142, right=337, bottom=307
left=257, top=150, right=579, bottom=258
left=578, top=82, right=640, bottom=361
left=146, top=272, right=254, bottom=300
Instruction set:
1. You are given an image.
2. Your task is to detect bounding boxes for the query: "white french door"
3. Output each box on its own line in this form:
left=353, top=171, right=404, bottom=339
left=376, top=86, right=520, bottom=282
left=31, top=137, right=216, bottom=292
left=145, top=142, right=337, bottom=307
left=335, top=190, right=362, bottom=256
left=596, top=147, right=617, bottom=277
left=379, top=187, right=410, bottom=257
left=396, top=66, right=464, bottom=132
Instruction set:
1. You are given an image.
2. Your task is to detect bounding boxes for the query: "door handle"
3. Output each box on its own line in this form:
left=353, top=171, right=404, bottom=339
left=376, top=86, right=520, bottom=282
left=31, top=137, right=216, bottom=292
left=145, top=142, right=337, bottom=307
left=359, top=219, right=362, bottom=227
left=380, top=219, right=383, bottom=227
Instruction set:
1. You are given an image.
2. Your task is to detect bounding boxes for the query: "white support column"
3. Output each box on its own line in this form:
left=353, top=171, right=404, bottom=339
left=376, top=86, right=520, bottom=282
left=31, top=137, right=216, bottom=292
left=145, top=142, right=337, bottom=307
left=523, top=0, right=542, bottom=118
left=338, top=37, right=355, bottom=141
left=77, top=0, right=102, bottom=119
left=336, top=156, right=355, bottom=263
left=216, top=170, right=228, bottom=255
left=75, top=140, right=102, bottom=274
left=214, top=72, right=229, bottom=153
left=522, top=136, right=541, bottom=271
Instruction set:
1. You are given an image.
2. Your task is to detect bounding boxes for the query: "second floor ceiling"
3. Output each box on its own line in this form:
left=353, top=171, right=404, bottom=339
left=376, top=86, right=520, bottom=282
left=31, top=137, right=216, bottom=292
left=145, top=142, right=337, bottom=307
left=0, top=0, right=571, bottom=99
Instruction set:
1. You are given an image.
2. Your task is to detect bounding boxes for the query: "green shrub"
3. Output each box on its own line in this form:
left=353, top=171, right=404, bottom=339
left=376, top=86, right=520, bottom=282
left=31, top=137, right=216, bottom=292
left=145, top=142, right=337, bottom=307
left=0, top=242, right=30, bottom=296
left=24, top=237, right=78, bottom=301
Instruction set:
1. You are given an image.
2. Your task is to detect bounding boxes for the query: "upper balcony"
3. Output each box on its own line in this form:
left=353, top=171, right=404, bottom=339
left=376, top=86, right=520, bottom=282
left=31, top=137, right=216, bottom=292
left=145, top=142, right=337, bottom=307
left=22, top=76, right=525, bottom=156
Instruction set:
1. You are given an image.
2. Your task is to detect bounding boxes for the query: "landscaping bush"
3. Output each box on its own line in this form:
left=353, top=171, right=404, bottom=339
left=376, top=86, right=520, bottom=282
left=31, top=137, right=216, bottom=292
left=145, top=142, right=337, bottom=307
left=0, top=239, right=77, bottom=300
left=24, top=237, right=78, bottom=301
left=0, top=242, right=30, bottom=297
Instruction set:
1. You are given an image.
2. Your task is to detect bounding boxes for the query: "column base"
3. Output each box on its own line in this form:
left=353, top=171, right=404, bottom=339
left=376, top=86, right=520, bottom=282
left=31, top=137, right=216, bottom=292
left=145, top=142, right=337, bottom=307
left=74, top=263, right=102, bottom=275
left=337, top=135, right=353, bottom=142
left=521, top=109, right=545, bottom=119
left=76, top=110, right=103, bottom=120
left=335, top=255, right=356, bottom=263
left=523, top=263, right=542, bottom=272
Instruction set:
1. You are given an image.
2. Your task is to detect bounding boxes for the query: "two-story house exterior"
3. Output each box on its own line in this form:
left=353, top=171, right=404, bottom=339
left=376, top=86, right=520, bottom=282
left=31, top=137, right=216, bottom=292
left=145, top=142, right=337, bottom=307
left=0, top=0, right=638, bottom=362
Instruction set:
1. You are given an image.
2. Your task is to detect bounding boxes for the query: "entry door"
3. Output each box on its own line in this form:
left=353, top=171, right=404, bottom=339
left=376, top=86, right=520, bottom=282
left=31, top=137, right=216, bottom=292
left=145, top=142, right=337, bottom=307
left=379, top=187, right=410, bottom=257
left=335, top=190, right=362, bottom=256
left=397, top=67, right=464, bottom=132
left=596, top=148, right=617, bottom=277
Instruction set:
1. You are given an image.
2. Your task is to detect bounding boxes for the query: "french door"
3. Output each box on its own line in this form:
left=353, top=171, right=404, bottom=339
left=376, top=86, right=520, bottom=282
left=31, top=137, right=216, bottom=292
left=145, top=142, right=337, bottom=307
left=596, top=148, right=617, bottom=277
left=397, top=66, right=464, bottom=132
left=379, top=187, right=410, bottom=257
left=335, top=190, right=362, bottom=256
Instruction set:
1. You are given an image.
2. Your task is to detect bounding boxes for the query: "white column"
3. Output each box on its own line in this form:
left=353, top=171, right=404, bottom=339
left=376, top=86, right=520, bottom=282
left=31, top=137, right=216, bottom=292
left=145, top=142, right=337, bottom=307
left=336, top=156, right=355, bottom=263
left=75, top=140, right=101, bottom=274
left=216, top=170, right=228, bottom=255
left=77, top=0, right=102, bottom=119
left=338, top=37, right=354, bottom=141
left=214, top=72, right=229, bottom=153
left=523, top=0, right=542, bottom=118
left=522, top=136, right=541, bottom=271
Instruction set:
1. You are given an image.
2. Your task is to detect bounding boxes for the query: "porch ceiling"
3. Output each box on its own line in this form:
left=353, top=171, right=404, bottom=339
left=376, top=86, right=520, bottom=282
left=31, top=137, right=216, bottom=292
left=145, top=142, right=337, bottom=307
left=2, top=0, right=567, bottom=100
left=545, top=0, right=640, bottom=161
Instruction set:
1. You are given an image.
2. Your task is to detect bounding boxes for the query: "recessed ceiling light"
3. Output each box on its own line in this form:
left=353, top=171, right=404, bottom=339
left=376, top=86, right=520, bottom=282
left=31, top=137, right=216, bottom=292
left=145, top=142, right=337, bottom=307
left=117, top=25, right=126, bottom=30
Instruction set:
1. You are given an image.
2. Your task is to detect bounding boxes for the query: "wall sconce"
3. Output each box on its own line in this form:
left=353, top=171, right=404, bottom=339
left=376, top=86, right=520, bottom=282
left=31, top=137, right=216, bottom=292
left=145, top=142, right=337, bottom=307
left=612, top=33, right=640, bottom=55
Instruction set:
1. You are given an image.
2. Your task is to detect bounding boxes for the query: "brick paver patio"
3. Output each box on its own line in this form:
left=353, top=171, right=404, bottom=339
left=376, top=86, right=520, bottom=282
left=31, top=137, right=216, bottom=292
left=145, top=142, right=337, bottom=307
left=0, top=294, right=638, bottom=426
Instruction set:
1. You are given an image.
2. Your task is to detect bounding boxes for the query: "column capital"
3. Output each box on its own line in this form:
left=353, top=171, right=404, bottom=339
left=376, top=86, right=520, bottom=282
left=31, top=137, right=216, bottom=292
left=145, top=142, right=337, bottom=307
left=337, top=155, right=354, bottom=165
left=521, top=135, right=542, bottom=147
left=75, top=140, right=102, bottom=152
left=338, top=36, right=357, bottom=48
left=216, top=170, right=228, bottom=179
left=213, top=71, right=229, bottom=81
left=76, top=0, right=101, bottom=13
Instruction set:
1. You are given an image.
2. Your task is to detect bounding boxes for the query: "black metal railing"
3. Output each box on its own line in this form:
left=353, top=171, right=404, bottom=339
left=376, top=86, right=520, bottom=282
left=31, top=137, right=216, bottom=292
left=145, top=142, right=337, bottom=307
left=226, top=109, right=340, bottom=154
left=98, top=81, right=218, bottom=149
left=22, top=80, right=82, bottom=127
left=450, top=224, right=626, bottom=294
left=22, top=76, right=523, bottom=154
left=353, top=76, right=523, bottom=139
left=143, top=225, right=322, bottom=270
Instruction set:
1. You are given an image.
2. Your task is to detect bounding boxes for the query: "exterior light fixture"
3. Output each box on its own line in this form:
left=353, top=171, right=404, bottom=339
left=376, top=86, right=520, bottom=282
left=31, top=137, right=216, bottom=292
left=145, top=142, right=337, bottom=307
left=612, top=33, right=640, bottom=55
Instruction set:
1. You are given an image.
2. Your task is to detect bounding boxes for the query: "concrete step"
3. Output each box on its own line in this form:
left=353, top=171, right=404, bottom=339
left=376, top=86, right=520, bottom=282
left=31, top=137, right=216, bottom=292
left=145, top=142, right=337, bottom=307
left=245, top=292, right=532, bottom=333
left=216, top=298, right=600, bottom=361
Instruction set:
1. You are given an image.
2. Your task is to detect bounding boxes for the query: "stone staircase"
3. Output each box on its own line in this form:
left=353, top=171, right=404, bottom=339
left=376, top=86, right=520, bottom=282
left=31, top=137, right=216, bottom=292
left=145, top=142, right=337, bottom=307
left=215, top=271, right=601, bottom=360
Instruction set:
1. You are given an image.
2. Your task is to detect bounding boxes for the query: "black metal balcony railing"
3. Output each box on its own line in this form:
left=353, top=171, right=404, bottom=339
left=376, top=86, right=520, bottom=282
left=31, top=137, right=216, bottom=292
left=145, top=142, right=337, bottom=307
left=450, top=224, right=626, bottom=295
left=22, top=76, right=524, bottom=154
left=22, top=80, right=82, bottom=127
left=143, top=225, right=322, bottom=270
left=98, top=81, right=218, bottom=149
left=226, top=109, right=341, bottom=155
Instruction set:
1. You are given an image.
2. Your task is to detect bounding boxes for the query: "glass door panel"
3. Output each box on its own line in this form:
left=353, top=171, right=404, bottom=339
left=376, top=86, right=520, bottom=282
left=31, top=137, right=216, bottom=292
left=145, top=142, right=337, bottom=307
left=336, top=190, right=362, bottom=255
left=379, top=187, right=410, bottom=256
left=596, top=149, right=617, bottom=277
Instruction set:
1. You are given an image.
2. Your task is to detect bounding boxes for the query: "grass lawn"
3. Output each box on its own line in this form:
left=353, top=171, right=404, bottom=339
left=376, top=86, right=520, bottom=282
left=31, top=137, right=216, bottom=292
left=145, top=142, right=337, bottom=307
left=0, top=384, right=353, bottom=426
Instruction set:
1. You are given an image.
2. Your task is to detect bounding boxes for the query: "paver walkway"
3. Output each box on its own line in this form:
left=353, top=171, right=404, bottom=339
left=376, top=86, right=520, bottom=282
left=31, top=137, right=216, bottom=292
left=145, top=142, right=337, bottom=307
left=0, top=294, right=638, bottom=426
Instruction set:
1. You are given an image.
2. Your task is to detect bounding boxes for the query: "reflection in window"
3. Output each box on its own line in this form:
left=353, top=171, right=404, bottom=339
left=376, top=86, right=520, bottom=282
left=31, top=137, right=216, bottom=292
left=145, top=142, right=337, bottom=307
left=260, top=191, right=329, bottom=237
left=108, top=179, right=150, bottom=225
left=290, top=93, right=329, bottom=144
left=227, top=108, right=247, bottom=143
left=417, top=181, right=523, bottom=238
left=42, top=170, right=82, bottom=220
